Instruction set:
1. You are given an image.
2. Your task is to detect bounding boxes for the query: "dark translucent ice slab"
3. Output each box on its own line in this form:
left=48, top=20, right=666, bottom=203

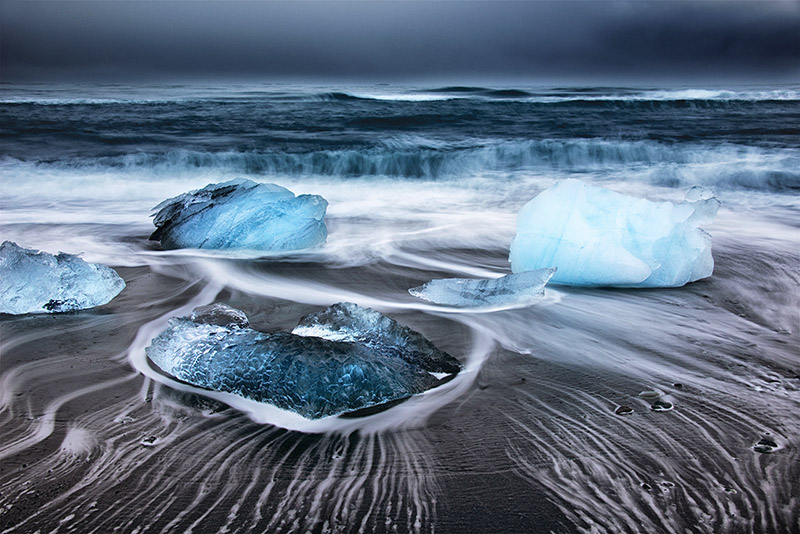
left=146, top=302, right=460, bottom=419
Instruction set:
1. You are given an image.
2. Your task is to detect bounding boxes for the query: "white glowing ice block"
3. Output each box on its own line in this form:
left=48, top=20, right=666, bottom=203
left=509, top=180, right=719, bottom=287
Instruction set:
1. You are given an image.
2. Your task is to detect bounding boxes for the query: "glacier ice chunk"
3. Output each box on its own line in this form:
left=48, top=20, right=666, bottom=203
left=408, top=268, right=557, bottom=307
left=0, top=241, right=125, bottom=315
left=146, top=302, right=460, bottom=419
left=509, top=180, right=720, bottom=287
left=150, top=179, right=328, bottom=251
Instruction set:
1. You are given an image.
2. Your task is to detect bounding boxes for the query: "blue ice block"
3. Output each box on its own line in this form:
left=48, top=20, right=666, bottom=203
left=0, top=241, right=125, bottom=314
left=509, top=180, right=719, bottom=287
left=151, top=179, right=327, bottom=251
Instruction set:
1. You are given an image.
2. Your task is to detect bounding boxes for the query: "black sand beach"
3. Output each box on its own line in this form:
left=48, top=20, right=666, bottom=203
left=2, top=223, right=798, bottom=532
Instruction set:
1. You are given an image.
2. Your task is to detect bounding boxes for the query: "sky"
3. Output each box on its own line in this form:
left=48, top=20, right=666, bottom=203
left=1, top=0, right=798, bottom=84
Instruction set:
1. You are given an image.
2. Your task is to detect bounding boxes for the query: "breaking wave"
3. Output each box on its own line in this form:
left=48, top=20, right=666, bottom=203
left=2, top=139, right=797, bottom=191
left=3, top=85, right=797, bottom=105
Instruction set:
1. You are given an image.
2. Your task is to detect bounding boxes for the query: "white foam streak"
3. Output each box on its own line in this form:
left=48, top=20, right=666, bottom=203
left=0, top=373, right=137, bottom=461
left=349, top=92, right=462, bottom=102
left=125, top=257, right=552, bottom=432
left=528, top=88, right=800, bottom=103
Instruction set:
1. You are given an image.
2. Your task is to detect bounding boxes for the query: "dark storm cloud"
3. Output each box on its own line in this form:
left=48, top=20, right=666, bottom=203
left=1, top=0, right=797, bottom=82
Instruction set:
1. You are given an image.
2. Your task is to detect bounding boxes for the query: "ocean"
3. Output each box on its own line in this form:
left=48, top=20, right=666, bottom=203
left=1, top=82, right=798, bottom=533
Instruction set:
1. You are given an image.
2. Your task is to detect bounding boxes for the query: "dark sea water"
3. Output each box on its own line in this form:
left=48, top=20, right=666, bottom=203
left=1, top=83, right=798, bottom=533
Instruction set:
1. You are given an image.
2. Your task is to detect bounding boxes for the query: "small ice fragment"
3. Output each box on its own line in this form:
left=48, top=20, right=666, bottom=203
left=650, top=400, right=674, bottom=412
left=408, top=268, right=556, bottom=307
left=150, top=179, right=328, bottom=251
left=753, top=436, right=779, bottom=453
left=614, top=405, right=634, bottom=415
left=685, top=186, right=714, bottom=202
left=639, top=390, right=662, bottom=401
left=509, top=179, right=720, bottom=287
left=146, top=302, right=461, bottom=419
left=0, top=241, right=125, bottom=315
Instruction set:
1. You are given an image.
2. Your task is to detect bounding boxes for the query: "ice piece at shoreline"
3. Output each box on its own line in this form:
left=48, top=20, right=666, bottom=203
left=146, top=302, right=460, bottom=419
left=150, top=178, right=328, bottom=251
left=509, top=180, right=720, bottom=287
left=408, top=268, right=557, bottom=307
left=0, top=241, right=125, bottom=315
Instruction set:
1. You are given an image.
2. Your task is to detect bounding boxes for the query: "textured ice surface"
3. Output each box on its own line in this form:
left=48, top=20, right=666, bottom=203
left=408, top=268, right=557, bottom=307
left=292, top=302, right=462, bottom=374
left=150, top=179, right=328, bottom=251
left=509, top=180, right=720, bottom=287
left=146, top=302, right=461, bottom=419
left=0, top=241, right=125, bottom=315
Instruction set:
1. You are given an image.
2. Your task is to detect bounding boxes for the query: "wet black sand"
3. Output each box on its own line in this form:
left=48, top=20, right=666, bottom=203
left=1, top=236, right=798, bottom=534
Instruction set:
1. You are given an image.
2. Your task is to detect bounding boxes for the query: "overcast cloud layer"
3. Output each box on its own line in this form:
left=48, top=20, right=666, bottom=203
left=1, top=0, right=798, bottom=83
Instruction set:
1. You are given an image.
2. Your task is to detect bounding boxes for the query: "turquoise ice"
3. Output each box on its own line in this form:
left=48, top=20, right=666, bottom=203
left=146, top=303, right=461, bottom=419
left=150, top=179, right=328, bottom=251
left=408, top=268, right=556, bottom=307
left=0, top=241, right=125, bottom=314
left=509, top=180, right=720, bottom=287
